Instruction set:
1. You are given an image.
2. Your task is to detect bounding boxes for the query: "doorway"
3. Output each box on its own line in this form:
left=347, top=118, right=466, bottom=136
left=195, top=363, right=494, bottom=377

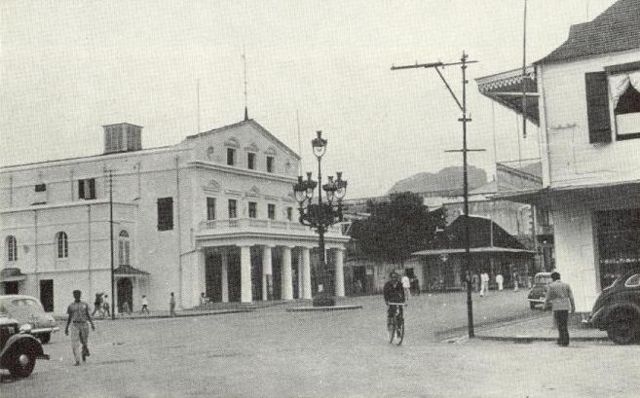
left=117, top=278, right=133, bottom=313
left=4, top=281, right=19, bottom=294
left=40, top=280, right=54, bottom=312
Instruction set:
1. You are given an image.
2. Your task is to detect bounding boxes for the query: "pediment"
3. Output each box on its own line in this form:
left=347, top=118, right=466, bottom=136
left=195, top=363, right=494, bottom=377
left=265, top=146, right=277, bottom=156
left=202, top=179, right=221, bottom=193
left=244, top=142, right=259, bottom=152
left=246, top=185, right=261, bottom=197
left=224, top=137, right=240, bottom=148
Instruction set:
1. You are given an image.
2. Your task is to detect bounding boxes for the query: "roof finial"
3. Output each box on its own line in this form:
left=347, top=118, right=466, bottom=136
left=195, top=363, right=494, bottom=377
left=242, top=43, right=249, bottom=121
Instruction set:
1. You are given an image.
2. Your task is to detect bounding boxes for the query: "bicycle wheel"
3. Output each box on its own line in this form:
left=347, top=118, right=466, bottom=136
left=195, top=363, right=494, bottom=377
left=394, top=319, right=404, bottom=346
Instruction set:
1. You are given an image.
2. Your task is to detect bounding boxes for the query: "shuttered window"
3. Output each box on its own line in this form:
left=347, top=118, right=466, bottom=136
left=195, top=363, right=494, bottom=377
left=585, top=72, right=612, bottom=144
left=157, top=197, right=174, bottom=231
left=78, top=178, right=96, bottom=200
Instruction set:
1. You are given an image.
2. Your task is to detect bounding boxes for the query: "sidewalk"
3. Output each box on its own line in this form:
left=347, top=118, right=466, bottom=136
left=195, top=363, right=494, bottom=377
left=474, top=313, right=609, bottom=342
left=53, top=307, right=255, bottom=322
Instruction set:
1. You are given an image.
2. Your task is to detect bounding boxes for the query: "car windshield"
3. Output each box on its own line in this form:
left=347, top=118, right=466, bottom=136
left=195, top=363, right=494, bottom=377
left=534, top=275, right=552, bottom=284
left=11, top=298, right=44, bottom=311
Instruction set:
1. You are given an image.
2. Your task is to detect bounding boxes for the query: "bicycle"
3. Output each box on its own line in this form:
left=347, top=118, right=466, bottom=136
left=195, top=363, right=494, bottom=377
left=387, top=302, right=406, bottom=345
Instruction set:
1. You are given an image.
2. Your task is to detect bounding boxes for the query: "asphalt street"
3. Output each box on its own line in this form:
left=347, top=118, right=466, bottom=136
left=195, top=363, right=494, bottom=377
left=2, top=291, right=638, bottom=398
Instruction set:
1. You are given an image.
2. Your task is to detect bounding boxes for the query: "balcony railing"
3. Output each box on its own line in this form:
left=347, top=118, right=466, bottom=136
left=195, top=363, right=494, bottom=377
left=198, top=218, right=344, bottom=235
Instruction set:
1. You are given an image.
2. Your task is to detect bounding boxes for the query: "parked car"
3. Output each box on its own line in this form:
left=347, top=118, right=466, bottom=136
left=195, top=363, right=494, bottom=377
left=588, top=270, right=640, bottom=345
left=0, top=316, right=49, bottom=377
left=527, top=272, right=553, bottom=309
left=0, top=295, right=59, bottom=344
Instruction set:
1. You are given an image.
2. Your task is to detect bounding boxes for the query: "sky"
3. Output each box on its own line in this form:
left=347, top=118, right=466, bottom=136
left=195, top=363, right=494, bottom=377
left=0, top=0, right=618, bottom=198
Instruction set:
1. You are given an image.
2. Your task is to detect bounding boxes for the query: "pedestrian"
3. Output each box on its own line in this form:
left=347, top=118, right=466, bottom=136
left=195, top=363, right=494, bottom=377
left=91, top=293, right=103, bottom=317
left=169, top=292, right=176, bottom=317
left=480, top=272, right=490, bottom=297
left=496, top=273, right=504, bottom=291
left=102, top=295, right=111, bottom=318
left=141, top=295, right=150, bottom=314
left=401, top=271, right=411, bottom=300
left=471, top=273, right=480, bottom=292
left=64, top=290, right=95, bottom=366
left=543, top=272, right=575, bottom=346
left=200, top=292, right=208, bottom=306
left=513, top=270, right=520, bottom=291
left=412, top=277, right=420, bottom=296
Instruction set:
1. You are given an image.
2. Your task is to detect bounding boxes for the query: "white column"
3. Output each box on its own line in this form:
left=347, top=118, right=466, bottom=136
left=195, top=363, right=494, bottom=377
left=240, top=245, right=252, bottom=303
left=281, top=246, right=293, bottom=300
left=334, top=248, right=345, bottom=297
left=301, top=246, right=312, bottom=300
left=197, top=248, right=206, bottom=304
left=297, top=249, right=303, bottom=299
left=262, top=245, right=273, bottom=301
left=221, top=248, right=229, bottom=303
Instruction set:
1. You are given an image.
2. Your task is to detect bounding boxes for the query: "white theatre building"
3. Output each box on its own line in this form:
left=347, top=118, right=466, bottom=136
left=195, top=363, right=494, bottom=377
left=477, top=0, right=640, bottom=312
left=0, top=119, right=348, bottom=314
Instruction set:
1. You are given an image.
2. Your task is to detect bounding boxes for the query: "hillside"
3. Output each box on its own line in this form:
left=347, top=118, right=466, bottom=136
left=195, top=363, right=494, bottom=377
left=387, top=165, right=488, bottom=195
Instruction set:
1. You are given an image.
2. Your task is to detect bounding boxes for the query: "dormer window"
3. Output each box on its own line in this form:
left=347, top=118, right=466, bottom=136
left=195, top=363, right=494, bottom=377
left=247, top=152, right=256, bottom=170
left=227, top=148, right=236, bottom=166
left=266, top=156, right=274, bottom=173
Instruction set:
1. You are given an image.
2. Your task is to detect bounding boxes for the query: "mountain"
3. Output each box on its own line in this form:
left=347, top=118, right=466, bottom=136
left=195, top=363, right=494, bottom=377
left=387, top=165, right=488, bottom=196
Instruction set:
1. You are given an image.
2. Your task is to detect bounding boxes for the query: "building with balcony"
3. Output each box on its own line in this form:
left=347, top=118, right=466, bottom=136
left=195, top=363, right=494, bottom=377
left=0, top=119, right=348, bottom=314
left=476, top=0, right=640, bottom=312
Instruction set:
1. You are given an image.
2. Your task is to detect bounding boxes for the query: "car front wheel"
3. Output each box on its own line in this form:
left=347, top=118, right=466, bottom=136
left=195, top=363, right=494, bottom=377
left=607, top=309, right=639, bottom=345
left=38, top=333, right=51, bottom=344
left=7, top=349, right=36, bottom=378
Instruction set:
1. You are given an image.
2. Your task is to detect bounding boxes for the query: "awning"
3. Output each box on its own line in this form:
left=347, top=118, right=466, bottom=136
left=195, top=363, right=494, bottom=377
left=0, top=268, right=26, bottom=283
left=476, top=65, right=539, bottom=125
left=413, top=247, right=535, bottom=256
left=492, top=179, right=640, bottom=207
left=113, top=265, right=149, bottom=278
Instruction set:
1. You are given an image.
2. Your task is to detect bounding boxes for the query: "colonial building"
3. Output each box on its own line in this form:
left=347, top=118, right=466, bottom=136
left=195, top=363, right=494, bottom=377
left=0, top=119, right=348, bottom=314
left=477, top=0, right=640, bottom=312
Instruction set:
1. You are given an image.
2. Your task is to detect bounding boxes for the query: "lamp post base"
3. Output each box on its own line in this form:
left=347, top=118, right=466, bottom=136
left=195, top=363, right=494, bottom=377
left=312, top=292, right=336, bottom=307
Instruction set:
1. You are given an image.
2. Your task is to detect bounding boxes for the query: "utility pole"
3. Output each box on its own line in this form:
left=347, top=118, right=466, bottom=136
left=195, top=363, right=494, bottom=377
left=392, top=51, right=483, bottom=338
left=109, top=170, right=115, bottom=320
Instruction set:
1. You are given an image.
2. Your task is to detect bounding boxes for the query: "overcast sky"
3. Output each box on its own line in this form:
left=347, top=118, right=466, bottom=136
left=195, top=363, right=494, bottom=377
left=0, top=0, right=617, bottom=198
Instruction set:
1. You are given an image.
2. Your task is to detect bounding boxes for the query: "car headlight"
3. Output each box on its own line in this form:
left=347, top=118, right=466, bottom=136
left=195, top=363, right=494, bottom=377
left=19, top=324, right=33, bottom=333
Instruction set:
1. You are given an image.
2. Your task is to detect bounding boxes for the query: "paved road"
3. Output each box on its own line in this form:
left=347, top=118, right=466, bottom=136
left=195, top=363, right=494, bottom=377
left=3, top=291, right=638, bottom=397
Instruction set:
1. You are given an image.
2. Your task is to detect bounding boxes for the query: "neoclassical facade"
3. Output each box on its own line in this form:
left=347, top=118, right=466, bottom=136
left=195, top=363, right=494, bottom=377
left=0, top=119, right=348, bottom=314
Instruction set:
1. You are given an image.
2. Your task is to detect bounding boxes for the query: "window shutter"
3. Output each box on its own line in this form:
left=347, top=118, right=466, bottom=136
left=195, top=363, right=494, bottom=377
left=585, top=72, right=612, bottom=143
left=78, top=180, right=85, bottom=199
left=88, top=179, right=96, bottom=199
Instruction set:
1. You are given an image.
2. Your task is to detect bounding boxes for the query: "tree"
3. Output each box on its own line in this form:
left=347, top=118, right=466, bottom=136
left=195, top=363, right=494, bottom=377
left=351, top=192, right=445, bottom=267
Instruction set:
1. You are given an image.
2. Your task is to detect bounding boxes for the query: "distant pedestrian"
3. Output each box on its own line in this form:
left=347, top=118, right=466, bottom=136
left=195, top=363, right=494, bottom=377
left=200, top=292, right=208, bottom=306
left=471, top=273, right=480, bottom=292
left=140, top=295, right=150, bottom=315
left=496, top=273, right=504, bottom=291
left=401, top=272, right=411, bottom=300
left=121, top=301, right=131, bottom=316
left=411, top=277, right=420, bottom=296
left=169, top=292, right=176, bottom=317
left=64, top=290, right=95, bottom=366
left=544, top=272, right=575, bottom=346
left=102, top=295, right=111, bottom=318
left=513, top=271, right=520, bottom=291
left=92, top=293, right=103, bottom=317
left=480, top=272, right=489, bottom=297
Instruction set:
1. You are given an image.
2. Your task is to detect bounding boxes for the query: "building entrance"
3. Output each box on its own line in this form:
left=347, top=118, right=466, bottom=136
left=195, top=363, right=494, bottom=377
left=117, top=278, right=133, bottom=313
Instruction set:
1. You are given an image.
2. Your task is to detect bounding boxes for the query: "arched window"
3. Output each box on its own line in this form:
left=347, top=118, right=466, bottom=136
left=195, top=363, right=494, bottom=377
left=118, top=230, right=130, bottom=266
left=6, top=236, right=17, bottom=262
left=55, top=232, right=68, bottom=259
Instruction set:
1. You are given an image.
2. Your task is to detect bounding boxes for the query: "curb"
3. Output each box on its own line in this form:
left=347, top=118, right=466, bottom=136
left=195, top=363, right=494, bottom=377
left=54, top=308, right=254, bottom=322
left=286, top=305, right=363, bottom=312
left=475, top=335, right=609, bottom=343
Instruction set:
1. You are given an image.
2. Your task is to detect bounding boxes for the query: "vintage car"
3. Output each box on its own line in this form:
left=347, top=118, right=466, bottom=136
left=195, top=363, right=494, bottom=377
left=0, top=316, right=49, bottom=377
left=588, top=270, right=640, bottom=345
left=0, top=295, right=59, bottom=344
left=527, top=272, right=553, bottom=309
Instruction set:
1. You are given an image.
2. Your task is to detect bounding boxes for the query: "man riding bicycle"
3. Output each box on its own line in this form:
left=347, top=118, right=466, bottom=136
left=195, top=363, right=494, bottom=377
left=383, top=271, right=406, bottom=331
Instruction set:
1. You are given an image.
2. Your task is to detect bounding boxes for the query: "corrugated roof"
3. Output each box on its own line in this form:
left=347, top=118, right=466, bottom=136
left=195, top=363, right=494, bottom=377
left=537, top=0, right=640, bottom=64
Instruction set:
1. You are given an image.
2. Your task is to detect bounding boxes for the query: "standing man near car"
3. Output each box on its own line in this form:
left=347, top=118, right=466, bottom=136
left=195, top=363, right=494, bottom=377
left=65, top=290, right=95, bottom=366
left=544, top=272, right=575, bottom=346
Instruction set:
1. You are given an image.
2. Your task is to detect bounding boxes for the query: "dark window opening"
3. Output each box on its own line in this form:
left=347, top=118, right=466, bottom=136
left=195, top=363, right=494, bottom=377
left=207, top=197, right=216, bottom=220
left=228, top=199, right=237, bottom=219
left=247, top=153, right=256, bottom=170
left=268, top=204, right=276, bottom=220
left=35, top=184, right=46, bottom=192
left=227, top=148, right=235, bottom=166
left=78, top=178, right=96, bottom=200
left=266, top=156, right=274, bottom=173
left=157, top=197, right=174, bottom=231
left=248, top=202, right=257, bottom=218
left=287, top=207, right=293, bottom=221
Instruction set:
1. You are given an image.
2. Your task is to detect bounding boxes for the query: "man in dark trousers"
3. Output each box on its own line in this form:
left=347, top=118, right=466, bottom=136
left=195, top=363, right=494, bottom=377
left=544, top=272, right=575, bottom=346
left=383, top=272, right=405, bottom=332
left=65, top=290, right=96, bottom=366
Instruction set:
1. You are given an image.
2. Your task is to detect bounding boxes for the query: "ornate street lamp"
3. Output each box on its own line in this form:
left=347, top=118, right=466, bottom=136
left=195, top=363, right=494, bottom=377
left=293, top=131, right=347, bottom=306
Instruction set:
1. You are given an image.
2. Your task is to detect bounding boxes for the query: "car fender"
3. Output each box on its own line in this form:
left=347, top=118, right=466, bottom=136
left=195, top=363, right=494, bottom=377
left=0, top=334, right=46, bottom=367
left=602, top=302, right=640, bottom=326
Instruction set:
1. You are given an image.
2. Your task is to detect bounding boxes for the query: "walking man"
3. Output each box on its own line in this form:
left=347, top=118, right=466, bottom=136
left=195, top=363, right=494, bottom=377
left=401, top=271, right=411, bottom=300
left=141, top=295, right=150, bottom=315
left=544, top=272, right=575, bottom=346
left=169, top=292, right=176, bottom=317
left=480, top=272, right=490, bottom=297
left=65, top=290, right=96, bottom=366
left=102, top=295, right=111, bottom=318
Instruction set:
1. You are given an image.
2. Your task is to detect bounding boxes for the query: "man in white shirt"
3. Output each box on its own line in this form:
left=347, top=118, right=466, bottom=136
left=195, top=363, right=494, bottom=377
left=480, top=272, right=490, bottom=297
left=401, top=272, right=411, bottom=300
left=496, top=273, right=504, bottom=291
